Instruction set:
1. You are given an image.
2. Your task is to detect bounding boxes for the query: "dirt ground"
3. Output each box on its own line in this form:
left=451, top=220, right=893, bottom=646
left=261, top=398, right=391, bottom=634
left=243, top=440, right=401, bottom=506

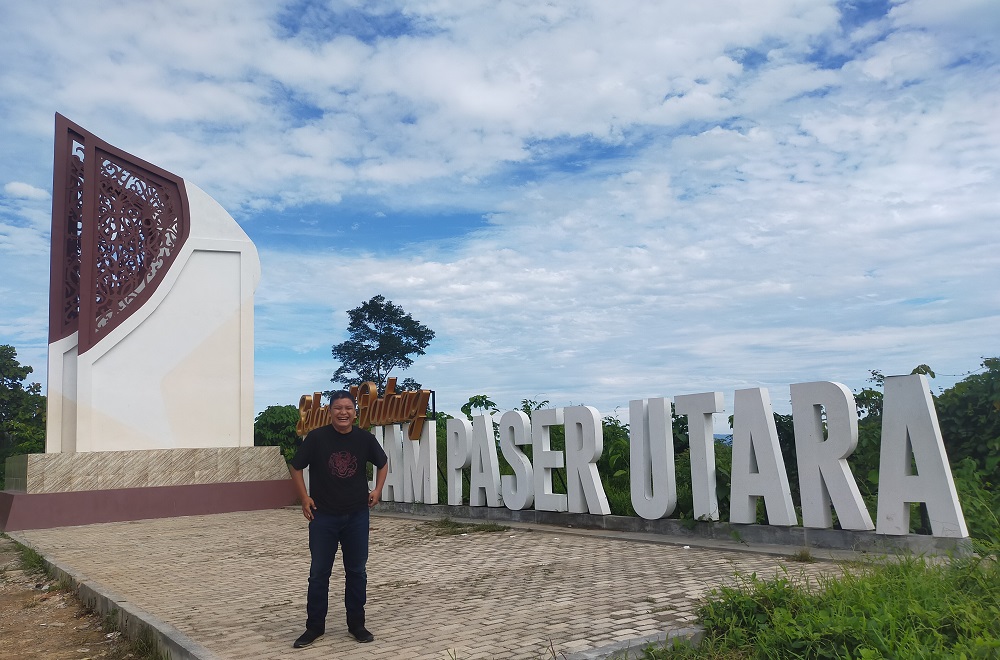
left=0, top=534, right=148, bottom=660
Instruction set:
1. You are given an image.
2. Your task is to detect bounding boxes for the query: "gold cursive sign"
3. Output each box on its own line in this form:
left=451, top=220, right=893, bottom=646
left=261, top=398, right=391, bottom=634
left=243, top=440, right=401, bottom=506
left=296, top=377, right=431, bottom=441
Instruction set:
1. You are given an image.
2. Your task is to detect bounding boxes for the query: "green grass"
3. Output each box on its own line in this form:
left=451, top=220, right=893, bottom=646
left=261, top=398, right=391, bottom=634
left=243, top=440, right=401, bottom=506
left=787, top=548, right=816, bottom=563
left=643, top=554, right=1000, bottom=659
left=17, top=543, right=50, bottom=577
left=422, top=517, right=510, bottom=536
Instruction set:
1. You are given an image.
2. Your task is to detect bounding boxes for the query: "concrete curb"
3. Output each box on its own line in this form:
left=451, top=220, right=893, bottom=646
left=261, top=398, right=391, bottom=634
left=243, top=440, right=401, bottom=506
left=6, top=531, right=220, bottom=660
left=377, top=502, right=974, bottom=557
left=564, top=627, right=704, bottom=660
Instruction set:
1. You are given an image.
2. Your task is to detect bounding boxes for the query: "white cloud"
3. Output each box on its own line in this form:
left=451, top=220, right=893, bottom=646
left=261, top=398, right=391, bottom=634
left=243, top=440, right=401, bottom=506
left=3, top=182, right=50, bottom=201
left=0, top=0, right=996, bottom=421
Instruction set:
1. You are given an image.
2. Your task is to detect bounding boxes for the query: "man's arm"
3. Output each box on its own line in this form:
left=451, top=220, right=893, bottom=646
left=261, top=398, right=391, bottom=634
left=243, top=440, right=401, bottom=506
left=368, top=463, right=388, bottom=507
left=290, top=467, right=316, bottom=520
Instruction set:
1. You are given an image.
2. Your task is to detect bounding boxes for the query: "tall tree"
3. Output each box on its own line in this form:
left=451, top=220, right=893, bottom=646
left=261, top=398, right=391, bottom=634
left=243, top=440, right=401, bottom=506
left=331, top=295, right=435, bottom=394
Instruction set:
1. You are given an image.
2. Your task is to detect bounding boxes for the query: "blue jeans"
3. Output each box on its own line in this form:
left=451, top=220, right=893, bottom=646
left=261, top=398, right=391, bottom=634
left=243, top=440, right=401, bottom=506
left=306, top=508, right=370, bottom=632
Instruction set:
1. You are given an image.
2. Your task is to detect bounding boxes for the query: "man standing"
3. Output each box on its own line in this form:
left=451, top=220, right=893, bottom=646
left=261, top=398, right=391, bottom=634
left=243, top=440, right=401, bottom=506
left=290, top=390, right=388, bottom=648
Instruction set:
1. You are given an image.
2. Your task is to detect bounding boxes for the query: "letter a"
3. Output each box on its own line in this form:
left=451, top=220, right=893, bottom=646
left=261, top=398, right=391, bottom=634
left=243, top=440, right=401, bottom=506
left=376, top=425, right=405, bottom=503
left=469, top=414, right=502, bottom=507
left=876, top=374, right=968, bottom=537
left=729, top=388, right=797, bottom=526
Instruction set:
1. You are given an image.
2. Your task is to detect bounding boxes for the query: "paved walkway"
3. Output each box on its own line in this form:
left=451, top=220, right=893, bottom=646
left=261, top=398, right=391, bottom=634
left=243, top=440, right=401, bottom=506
left=11, top=509, right=845, bottom=660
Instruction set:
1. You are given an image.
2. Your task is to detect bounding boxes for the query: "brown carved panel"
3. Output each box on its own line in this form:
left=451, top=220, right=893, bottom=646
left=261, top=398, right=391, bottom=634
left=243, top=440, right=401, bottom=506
left=48, top=122, right=85, bottom=343
left=48, top=114, right=190, bottom=353
left=64, top=141, right=85, bottom=329
left=89, top=150, right=184, bottom=340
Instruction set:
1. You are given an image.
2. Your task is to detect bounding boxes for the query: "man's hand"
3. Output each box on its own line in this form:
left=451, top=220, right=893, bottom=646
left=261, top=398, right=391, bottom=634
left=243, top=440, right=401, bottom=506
left=290, top=468, right=313, bottom=521
left=370, top=464, right=388, bottom=508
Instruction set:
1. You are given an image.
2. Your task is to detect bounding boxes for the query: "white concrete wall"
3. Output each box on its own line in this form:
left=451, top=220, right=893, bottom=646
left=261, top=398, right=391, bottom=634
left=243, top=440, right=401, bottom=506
left=46, top=182, right=259, bottom=452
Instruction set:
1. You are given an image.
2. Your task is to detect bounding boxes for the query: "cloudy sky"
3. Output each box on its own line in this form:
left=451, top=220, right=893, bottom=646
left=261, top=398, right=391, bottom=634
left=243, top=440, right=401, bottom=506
left=1, top=0, right=997, bottom=426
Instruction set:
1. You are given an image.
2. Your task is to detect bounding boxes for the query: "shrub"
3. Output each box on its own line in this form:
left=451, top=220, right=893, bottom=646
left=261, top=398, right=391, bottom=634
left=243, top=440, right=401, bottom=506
left=646, top=555, right=1000, bottom=658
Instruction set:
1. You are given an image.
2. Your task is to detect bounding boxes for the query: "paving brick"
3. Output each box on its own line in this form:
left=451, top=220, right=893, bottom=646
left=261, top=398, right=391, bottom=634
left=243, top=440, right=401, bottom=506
left=15, top=509, right=844, bottom=659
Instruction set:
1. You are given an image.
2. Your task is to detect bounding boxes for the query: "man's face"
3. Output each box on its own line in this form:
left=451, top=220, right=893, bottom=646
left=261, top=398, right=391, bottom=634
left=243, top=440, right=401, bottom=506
left=330, top=397, right=357, bottom=433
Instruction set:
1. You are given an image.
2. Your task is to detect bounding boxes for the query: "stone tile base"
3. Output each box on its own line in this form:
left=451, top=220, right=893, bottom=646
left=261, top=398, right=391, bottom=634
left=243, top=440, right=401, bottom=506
left=1, top=446, right=296, bottom=532
left=4, top=446, right=290, bottom=493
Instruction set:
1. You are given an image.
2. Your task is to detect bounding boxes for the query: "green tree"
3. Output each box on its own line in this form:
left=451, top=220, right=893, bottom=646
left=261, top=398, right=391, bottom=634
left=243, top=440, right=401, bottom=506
left=461, top=393, right=500, bottom=442
left=461, top=394, right=498, bottom=421
left=331, top=295, right=435, bottom=395
left=253, top=404, right=302, bottom=462
left=519, top=398, right=549, bottom=417
left=0, top=345, right=47, bottom=489
left=932, top=357, right=1000, bottom=547
left=934, top=357, right=999, bottom=474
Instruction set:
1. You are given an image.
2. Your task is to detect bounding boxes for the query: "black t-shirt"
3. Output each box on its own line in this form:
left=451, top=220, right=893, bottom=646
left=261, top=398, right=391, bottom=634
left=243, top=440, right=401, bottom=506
left=291, top=425, right=388, bottom=514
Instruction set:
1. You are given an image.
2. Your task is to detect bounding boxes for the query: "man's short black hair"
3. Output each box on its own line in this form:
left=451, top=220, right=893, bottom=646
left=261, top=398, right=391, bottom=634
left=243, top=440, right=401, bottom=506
left=329, top=390, right=357, bottom=406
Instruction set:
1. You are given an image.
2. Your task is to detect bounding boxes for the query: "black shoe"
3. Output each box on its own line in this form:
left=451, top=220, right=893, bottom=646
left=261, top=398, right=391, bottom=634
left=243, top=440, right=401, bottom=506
left=293, top=628, right=323, bottom=648
left=350, top=626, right=374, bottom=643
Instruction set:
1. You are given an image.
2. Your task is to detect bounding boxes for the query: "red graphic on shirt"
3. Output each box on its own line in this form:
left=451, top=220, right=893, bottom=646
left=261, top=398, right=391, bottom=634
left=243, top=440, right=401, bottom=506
left=329, top=451, right=358, bottom=478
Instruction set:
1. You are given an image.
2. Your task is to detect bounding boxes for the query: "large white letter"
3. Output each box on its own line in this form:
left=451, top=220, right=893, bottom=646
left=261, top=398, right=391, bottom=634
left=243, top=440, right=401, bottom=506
left=564, top=406, right=611, bottom=515
left=469, top=414, right=502, bottom=507
left=532, top=407, right=568, bottom=512
left=380, top=424, right=406, bottom=503
left=402, top=419, right=438, bottom=504
left=876, top=374, right=968, bottom=537
left=499, top=410, right=534, bottom=510
left=790, top=381, right=873, bottom=530
left=629, top=398, right=675, bottom=520
left=673, top=392, right=723, bottom=521
left=446, top=418, right=471, bottom=506
left=730, top=388, right=797, bottom=526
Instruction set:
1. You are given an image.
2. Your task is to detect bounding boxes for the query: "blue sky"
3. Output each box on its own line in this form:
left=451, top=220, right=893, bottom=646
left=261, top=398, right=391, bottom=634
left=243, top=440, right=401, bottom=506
left=1, top=0, right=998, bottom=427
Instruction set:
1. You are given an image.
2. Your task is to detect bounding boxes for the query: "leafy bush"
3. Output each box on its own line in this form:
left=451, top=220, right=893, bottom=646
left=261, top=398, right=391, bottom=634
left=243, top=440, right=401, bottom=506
left=649, top=555, right=1000, bottom=658
left=0, top=345, right=47, bottom=489
left=603, top=480, right=635, bottom=517
left=253, top=404, right=301, bottom=462
left=950, top=457, right=1000, bottom=554
left=934, top=357, right=1000, bottom=475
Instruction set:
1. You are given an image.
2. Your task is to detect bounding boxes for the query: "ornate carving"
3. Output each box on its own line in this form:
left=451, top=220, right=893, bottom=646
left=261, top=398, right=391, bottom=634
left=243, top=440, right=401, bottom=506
left=49, top=124, right=86, bottom=343
left=62, top=138, right=85, bottom=330
left=91, top=150, right=183, bottom=338
left=49, top=114, right=189, bottom=353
